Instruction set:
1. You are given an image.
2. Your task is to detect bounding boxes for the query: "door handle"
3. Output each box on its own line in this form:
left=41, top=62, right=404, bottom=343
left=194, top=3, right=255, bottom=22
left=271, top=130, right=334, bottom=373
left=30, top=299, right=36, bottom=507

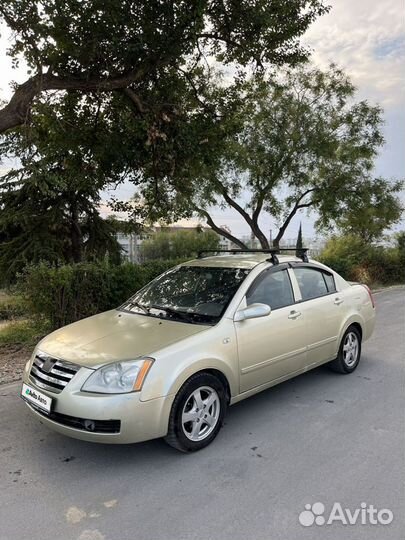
left=334, top=297, right=344, bottom=305
left=288, top=310, right=302, bottom=320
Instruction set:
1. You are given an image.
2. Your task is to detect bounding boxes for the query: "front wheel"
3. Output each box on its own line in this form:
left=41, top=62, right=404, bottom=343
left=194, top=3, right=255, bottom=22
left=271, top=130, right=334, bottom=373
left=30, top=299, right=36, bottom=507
left=329, top=325, right=362, bottom=374
left=164, top=372, right=227, bottom=452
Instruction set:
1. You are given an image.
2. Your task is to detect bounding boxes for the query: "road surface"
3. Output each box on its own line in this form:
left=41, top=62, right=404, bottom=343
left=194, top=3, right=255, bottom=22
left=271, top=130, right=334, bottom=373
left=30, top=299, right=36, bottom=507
left=0, top=288, right=404, bottom=540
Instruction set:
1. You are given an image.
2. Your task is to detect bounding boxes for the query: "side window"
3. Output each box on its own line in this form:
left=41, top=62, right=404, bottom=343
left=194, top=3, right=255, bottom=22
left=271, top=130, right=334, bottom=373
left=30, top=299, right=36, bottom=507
left=294, top=267, right=329, bottom=301
left=323, top=272, right=336, bottom=293
left=247, top=269, right=294, bottom=310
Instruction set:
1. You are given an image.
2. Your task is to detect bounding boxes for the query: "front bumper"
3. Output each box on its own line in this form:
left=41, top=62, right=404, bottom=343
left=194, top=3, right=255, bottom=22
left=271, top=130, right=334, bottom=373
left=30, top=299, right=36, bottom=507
left=22, top=362, right=174, bottom=444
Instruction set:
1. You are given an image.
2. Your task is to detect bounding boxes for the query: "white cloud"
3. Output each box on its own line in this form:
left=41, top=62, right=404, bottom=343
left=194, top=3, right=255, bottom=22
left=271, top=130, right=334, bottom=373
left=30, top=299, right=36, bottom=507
left=304, top=0, right=405, bottom=108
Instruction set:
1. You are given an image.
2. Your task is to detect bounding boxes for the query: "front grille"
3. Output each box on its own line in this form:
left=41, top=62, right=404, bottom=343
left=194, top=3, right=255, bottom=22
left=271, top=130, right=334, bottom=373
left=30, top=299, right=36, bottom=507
left=29, top=353, right=81, bottom=394
left=31, top=404, right=121, bottom=434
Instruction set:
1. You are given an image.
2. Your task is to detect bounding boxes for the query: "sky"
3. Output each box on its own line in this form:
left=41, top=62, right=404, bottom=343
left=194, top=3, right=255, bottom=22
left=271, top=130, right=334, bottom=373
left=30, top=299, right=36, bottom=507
left=1, top=0, right=404, bottom=241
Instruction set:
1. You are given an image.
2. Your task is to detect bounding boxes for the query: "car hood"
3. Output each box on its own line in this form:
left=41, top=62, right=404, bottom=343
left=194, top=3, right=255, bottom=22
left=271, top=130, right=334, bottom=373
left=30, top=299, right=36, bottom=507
left=38, top=310, right=209, bottom=368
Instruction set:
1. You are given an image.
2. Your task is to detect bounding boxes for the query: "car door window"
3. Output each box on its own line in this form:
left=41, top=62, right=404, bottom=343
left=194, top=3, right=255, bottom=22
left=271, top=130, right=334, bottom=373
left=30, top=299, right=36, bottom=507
left=246, top=269, right=294, bottom=310
left=294, top=267, right=330, bottom=300
left=323, top=272, right=336, bottom=293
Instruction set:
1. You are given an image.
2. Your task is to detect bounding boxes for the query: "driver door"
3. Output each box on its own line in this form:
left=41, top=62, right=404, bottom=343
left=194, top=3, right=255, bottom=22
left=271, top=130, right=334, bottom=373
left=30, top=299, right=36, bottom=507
left=235, top=266, right=308, bottom=393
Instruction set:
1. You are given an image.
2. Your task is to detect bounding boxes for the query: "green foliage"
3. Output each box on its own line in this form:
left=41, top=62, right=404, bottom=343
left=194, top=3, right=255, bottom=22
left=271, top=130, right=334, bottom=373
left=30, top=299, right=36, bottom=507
left=141, top=64, right=402, bottom=249
left=320, top=235, right=405, bottom=286
left=0, top=0, right=329, bottom=132
left=0, top=294, right=25, bottom=321
left=18, top=260, right=185, bottom=329
left=0, top=319, right=50, bottom=347
left=333, top=178, right=403, bottom=242
left=140, top=229, right=220, bottom=261
left=0, top=94, right=123, bottom=284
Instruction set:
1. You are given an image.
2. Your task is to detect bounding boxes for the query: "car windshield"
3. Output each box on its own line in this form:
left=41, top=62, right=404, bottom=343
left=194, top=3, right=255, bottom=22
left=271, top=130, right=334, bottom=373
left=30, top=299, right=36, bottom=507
left=120, top=266, right=250, bottom=325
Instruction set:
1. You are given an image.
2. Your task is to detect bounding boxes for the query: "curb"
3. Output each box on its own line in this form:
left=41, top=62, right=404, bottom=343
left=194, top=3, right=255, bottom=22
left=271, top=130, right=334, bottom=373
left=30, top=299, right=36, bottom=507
left=372, top=285, right=405, bottom=294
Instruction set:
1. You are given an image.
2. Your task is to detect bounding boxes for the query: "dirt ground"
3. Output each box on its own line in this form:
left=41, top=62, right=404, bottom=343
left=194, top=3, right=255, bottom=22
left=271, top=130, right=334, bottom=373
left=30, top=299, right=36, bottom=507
left=0, top=345, right=31, bottom=385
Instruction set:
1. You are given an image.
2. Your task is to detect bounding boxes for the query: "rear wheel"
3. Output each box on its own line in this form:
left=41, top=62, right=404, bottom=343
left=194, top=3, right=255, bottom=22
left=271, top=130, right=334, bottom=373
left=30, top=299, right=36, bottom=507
left=329, top=325, right=362, bottom=374
left=164, top=372, right=227, bottom=452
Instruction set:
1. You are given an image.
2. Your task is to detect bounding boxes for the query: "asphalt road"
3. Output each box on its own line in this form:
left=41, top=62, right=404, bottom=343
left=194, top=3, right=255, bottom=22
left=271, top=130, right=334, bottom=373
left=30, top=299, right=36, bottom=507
left=0, top=288, right=404, bottom=540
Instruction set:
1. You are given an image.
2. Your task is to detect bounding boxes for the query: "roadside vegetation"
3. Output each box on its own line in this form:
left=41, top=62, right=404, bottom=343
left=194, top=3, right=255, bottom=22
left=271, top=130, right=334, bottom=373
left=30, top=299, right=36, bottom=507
left=320, top=233, right=405, bottom=286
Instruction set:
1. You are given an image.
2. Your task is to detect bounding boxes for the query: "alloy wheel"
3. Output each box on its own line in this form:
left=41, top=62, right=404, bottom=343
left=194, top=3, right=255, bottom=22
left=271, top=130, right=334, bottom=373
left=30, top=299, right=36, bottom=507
left=343, top=331, right=359, bottom=367
left=181, top=386, right=220, bottom=442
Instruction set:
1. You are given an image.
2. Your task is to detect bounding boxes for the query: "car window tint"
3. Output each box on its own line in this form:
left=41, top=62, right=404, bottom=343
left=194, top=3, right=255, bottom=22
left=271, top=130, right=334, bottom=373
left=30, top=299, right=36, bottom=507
left=294, top=267, right=329, bottom=300
left=247, top=269, right=294, bottom=309
left=323, top=272, right=336, bottom=293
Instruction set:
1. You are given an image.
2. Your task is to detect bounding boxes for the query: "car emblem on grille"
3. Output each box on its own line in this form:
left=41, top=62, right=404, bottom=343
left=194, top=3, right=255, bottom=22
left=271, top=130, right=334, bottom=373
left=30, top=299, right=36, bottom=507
left=42, top=357, right=56, bottom=373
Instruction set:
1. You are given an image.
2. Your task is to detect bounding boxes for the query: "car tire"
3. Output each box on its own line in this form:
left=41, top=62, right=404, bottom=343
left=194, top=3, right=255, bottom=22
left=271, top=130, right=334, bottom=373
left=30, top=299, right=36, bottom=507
left=164, top=372, right=228, bottom=452
left=328, top=325, right=362, bottom=374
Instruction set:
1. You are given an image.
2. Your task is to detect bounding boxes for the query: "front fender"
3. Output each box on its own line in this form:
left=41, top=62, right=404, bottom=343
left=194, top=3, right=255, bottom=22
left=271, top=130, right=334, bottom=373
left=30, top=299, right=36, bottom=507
left=140, top=321, right=239, bottom=401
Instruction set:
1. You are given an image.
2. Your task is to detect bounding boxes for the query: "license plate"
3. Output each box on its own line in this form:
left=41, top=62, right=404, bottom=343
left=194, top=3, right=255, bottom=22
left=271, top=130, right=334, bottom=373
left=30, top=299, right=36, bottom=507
left=21, top=383, right=52, bottom=414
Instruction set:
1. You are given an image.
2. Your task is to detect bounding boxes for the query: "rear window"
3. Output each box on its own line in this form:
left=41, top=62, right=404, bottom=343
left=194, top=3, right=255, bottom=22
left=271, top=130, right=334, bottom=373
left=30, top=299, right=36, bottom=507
left=294, top=267, right=332, bottom=301
left=323, top=272, right=336, bottom=293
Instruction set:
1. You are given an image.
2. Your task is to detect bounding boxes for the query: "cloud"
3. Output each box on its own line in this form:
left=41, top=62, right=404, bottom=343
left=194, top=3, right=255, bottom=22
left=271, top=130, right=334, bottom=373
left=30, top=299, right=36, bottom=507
left=304, top=0, right=405, bottom=108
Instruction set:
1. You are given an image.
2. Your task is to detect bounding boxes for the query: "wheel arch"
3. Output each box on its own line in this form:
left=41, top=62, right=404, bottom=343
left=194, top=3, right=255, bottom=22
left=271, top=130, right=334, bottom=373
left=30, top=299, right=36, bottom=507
left=339, top=317, right=364, bottom=345
left=348, top=321, right=363, bottom=339
left=165, top=360, right=236, bottom=403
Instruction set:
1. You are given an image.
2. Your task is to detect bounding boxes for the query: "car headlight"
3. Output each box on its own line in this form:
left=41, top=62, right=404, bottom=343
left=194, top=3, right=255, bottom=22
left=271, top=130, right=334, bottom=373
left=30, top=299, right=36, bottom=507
left=81, top=358, right=154, bottom=394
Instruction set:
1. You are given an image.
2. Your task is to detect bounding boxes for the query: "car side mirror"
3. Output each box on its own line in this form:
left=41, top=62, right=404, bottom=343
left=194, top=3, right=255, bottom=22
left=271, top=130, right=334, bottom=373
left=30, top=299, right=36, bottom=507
left=234, top=303, right=271, bottom=322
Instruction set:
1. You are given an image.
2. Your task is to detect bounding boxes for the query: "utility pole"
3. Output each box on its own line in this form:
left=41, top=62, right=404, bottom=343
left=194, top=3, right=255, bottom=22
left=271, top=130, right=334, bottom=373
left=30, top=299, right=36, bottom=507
left=269, top=229, right=273, bottom=247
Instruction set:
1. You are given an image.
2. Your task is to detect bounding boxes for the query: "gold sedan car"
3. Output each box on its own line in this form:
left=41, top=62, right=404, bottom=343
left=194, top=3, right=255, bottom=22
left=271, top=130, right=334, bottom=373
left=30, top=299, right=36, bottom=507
left=21, top=250, right=376, bottom=452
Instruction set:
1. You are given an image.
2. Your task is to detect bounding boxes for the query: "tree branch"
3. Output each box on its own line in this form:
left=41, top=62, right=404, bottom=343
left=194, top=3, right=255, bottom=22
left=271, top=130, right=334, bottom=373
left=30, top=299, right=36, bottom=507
left=193, top=206, right=248, bottom=249
left=0, top=58, right=165, bottom=133
left=273, top=189, right=315, bottom=247
left=122, top=88, right=146, bottom=115
left=218, top=186, right=269, bottom=248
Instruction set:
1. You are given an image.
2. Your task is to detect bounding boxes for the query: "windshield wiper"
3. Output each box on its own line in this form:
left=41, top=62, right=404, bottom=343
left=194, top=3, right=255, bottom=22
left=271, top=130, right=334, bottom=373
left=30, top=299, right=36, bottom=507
left=149, top=305, right=193, bottom=322
left=124, top=300, right=149, bottom=314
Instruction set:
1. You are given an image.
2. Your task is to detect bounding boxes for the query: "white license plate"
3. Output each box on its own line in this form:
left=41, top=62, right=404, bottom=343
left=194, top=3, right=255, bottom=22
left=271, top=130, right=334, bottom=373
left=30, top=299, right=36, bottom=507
left=21, top=383, right=52, bottom=414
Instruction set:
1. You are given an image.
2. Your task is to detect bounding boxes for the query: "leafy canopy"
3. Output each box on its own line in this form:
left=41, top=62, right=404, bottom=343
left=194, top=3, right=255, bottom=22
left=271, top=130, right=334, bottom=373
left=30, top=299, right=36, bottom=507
left=0, top=93, right=123, bottom=283
left=0, top=0, right=329, bottom=132
left=137, top=64, right=401, bottom=247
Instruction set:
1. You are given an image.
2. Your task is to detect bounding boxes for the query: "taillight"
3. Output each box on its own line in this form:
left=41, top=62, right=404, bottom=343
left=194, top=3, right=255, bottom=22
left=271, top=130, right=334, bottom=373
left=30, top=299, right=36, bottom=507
left=362, top=284, right=375, bottom=308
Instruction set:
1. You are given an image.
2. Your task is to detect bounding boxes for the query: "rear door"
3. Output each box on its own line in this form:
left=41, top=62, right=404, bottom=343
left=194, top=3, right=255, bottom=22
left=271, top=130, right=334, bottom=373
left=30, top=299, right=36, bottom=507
left=291, top=265, right=343, bottom=365
left=235, top=266, right=308, bottom=393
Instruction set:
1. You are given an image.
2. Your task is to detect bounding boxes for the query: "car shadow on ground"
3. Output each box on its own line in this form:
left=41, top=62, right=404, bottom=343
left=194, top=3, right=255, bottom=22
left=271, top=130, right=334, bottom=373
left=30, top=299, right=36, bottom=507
left=12, top=356, right=375, bottom=474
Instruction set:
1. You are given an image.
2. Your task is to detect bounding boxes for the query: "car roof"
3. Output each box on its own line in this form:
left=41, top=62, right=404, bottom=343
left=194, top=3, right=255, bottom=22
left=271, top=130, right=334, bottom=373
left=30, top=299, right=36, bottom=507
left=182, top=253, right=308, bottom=269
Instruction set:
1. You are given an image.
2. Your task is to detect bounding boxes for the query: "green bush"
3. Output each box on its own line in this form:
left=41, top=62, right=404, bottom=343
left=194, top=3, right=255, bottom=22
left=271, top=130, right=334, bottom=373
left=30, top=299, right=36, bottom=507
left=18, top=259, right=184, bottom=329
left=0, top=319, right=51, bottom=347
left=320, top=235, right=405, bottom=286
left=0, top=294, right=26, bottom=321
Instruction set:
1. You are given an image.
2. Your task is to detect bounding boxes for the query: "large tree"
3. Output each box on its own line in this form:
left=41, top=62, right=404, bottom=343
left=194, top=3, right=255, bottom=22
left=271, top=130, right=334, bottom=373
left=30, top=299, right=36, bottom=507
left=138, top=65, right=401, bottom=248
left=0, top=93, right=124, bottom=282
left=0, top=0, right=328, bottom=134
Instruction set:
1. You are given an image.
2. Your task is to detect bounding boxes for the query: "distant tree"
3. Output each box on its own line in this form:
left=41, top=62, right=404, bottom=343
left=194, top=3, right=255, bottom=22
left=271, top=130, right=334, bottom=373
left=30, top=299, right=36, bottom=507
left=139, top=65, right=402, bottom=249
left=396, top=231, right=405, bottom=266
left=140, top=229, right=220, bottom=261
left=295, top=222, right=303, bottom=253
left=333, top=178, right=403, bottom=242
